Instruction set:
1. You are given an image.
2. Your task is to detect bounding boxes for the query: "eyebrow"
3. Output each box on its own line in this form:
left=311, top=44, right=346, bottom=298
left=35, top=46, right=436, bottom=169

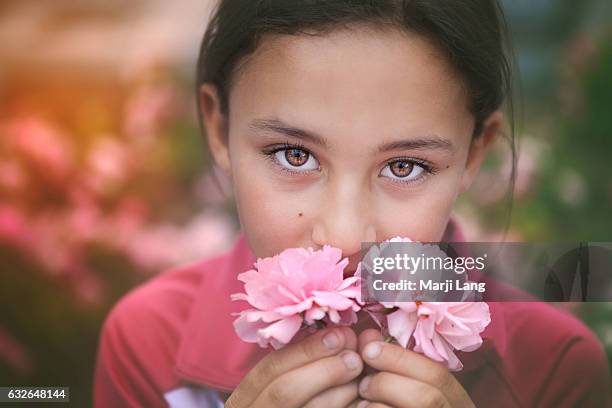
left=249, top=118, right=329, bottom=147
left=248, top=118, right=455, bottom=153
left=377, top=136, right=455, bottom=153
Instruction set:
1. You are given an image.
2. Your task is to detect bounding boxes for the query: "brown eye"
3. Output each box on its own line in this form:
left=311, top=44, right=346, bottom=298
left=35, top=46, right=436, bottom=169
left=380, top=159, right=426, bottom=182
left=389, top=160, right=413, bottom=177
left=285, top=148, right=309, bottom=167
left=272, top=147, right=319, bottom=172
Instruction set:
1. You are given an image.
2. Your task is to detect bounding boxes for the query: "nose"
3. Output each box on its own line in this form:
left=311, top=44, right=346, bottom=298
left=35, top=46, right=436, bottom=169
left=311, top=179, right=376, bottom=261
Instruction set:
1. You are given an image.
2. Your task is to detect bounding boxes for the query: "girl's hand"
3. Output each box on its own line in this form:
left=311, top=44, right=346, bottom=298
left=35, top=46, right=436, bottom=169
left=225, top=327, right=364, bottom=408
left=355, top=329, right=476, bottom=408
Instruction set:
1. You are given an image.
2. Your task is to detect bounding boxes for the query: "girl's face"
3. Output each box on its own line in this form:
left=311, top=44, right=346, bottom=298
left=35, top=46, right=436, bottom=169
left=202, top=26, right=500, bottom=273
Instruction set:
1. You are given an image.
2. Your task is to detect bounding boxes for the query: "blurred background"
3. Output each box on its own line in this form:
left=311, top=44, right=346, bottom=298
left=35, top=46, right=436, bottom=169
left=0, top=0, right=611, bottom=405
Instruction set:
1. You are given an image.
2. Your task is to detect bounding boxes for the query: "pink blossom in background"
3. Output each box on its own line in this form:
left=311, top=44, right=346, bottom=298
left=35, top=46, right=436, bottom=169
left=5, top=116, right=74, bottom=180
left=120, top=224, right=179, bottom=271
left=383, top=301, right=491, bottom=371
left=85, top=136, right=131, bottom=194
left=231, top=245, right=361, bottom=349
left=0, top=42, right=237, bottom=310
left=0, top=206, right=31, bottom=249
left=0, top=206, right=62, bottom=278
left=109, top=196, right=149, bottom=238
left=118, top=210, right=236, bottom=272
left=0, top=160, right=26, bottom=191
left=122, top=83, right=179, bottom=145
left=0, top=109, right=237, bottom=283
left=65, top=263, right=105, bottom=305
left=171, top=212, right=236, bottom=263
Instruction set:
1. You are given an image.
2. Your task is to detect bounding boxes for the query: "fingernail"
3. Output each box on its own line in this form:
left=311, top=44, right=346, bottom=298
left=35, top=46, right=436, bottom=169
left=341, top=351, right=360, bottom=370
left=364, top=342, right=382, bottom=359
left=357, top=401, right=369, bottom=408
left=359, top=375, right=372, bottom=395
left=322, top=331, right=340, bottom=349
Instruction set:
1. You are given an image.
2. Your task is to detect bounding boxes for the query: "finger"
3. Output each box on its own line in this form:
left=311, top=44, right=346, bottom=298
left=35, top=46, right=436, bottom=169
left=357, top=329, right=384, bottom=377
left=357, top=329, right=384, bottom=355
left=342, top=326, right=359, bottom=352
left=231, top=326, right=356, bottom=406
left=302, top=381, right=359, bottom=408
left=360, top=340, right=466, bottom=400
left=359, top=372, right=450, bottom=408
left=253, top=350, right=363, bottom=407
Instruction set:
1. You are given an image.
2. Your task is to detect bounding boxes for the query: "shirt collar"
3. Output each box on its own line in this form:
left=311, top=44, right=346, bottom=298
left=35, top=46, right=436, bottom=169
left=174, top=217, right=507, bottom=390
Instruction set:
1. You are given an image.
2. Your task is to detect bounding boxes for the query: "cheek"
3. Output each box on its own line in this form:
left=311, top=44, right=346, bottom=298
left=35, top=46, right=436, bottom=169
left=232, top=165, right=317, bottom=258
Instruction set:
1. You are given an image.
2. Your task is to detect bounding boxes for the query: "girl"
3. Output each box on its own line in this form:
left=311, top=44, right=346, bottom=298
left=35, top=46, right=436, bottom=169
left=93, top=1, right=611, bottom=407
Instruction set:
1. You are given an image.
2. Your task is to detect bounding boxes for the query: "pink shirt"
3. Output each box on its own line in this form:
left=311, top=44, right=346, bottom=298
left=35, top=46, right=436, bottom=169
left=93, top=218, right=612, bottom=407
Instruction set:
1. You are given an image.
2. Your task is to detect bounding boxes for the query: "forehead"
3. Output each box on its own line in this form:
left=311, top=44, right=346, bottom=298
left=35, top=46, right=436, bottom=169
left=228, top=25, right=474, bottom=147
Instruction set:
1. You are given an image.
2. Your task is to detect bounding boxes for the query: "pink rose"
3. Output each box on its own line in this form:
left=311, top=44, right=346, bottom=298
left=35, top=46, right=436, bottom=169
left=231, top=245, right=361, bottom=349
left=384, top=301, right=491, bottom=371
left=231, top=236, right=492, bottom=372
